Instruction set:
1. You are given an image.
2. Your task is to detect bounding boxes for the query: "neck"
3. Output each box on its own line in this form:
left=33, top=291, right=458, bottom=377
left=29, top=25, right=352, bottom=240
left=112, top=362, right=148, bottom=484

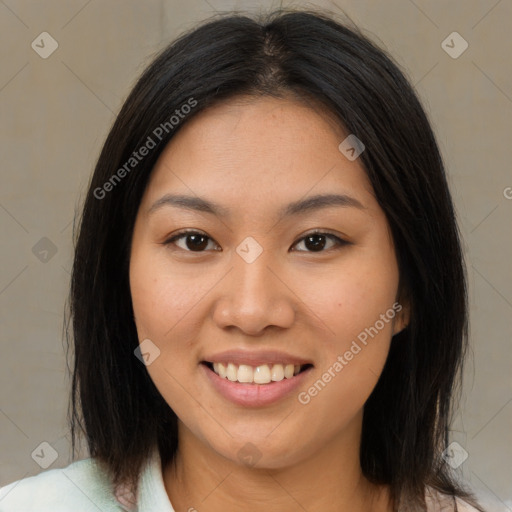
left=162, top=415, right=393, bottom=512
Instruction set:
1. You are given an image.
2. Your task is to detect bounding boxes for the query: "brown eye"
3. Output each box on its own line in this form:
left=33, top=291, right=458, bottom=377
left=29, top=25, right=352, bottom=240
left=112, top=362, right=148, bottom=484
left=164, top=229, right=348, bottom=254
left=291, top=231, right=349, bottom=253
left=164, top=230, right=219, bottom=252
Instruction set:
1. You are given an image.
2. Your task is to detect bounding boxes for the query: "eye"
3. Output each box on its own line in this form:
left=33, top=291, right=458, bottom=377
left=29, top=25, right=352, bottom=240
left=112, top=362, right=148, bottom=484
left=291, top=230, right=349, bottom=253
left=163, top=230, right=220, bottom=252
left=163, top=229, right=349, bottom=253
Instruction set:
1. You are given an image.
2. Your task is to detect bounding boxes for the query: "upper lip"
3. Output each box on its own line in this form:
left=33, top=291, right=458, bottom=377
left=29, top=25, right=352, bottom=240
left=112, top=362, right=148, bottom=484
left=202, top=349, right=314, bottom=367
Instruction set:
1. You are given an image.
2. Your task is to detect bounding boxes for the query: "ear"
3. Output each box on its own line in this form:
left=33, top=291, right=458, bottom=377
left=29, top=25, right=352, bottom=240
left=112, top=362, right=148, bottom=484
left=392, top=298, right=410, bottom=336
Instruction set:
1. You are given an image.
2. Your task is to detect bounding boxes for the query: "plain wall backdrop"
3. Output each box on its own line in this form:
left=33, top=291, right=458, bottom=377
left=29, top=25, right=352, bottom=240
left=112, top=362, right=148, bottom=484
left=0, top=0, right=511, bottom=509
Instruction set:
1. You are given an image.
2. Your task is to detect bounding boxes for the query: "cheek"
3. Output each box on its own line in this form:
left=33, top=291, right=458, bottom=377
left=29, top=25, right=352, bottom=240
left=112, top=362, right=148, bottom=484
left=129, top=255, right=205, bottom=414
left=305, top=253, right=399, bottom=341
left=130, top=250, right=204, bottom=339
left=129, top=249, right=225, bottom=395
left=298, top=250, right=399, bottom=402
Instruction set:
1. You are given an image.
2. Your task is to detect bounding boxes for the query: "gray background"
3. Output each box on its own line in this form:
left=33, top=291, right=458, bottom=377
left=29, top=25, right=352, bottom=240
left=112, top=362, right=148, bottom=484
left=0, top=0, right=511, bottom=510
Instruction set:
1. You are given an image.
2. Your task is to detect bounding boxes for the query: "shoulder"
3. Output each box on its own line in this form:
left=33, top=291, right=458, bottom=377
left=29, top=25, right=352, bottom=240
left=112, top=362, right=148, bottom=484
left=0, top=457, right=122, bottom=511
left=458, top=494, right=512, bottom=512
left=456, top=496, right=511, bottom=512
left=455, top=497, right=483, bottom=511
left=425, top=486, right=507, bottom=512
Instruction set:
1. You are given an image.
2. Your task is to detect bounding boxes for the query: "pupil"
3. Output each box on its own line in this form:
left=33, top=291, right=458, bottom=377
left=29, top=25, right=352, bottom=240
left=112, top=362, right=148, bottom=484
left=305, top=234, right=325, bottom=251
left=187, top=234, right=208, bottom=251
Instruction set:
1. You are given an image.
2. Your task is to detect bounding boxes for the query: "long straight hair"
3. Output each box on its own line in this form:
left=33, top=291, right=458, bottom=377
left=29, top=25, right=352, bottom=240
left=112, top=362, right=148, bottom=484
left=67, top=8, right=484, bottom=511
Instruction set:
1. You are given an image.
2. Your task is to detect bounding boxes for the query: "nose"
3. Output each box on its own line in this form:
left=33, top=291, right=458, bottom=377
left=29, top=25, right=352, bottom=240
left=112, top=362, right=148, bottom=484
left=212, top=246, right=296, bottom=336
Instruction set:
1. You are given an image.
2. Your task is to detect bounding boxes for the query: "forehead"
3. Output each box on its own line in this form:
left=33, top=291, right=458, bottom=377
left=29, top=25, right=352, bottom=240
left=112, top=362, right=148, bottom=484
left=142, top=95, right=375, bottom=213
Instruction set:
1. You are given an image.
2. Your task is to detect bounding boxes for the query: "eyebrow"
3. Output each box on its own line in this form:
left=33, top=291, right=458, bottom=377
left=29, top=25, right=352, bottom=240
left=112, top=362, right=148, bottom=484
left=147, top=193, right=365, bottom=218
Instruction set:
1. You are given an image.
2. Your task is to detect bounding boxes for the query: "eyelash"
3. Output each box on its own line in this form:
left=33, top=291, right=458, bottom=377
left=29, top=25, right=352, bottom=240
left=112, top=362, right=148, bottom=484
left=162, top=229, right=350, bottom=253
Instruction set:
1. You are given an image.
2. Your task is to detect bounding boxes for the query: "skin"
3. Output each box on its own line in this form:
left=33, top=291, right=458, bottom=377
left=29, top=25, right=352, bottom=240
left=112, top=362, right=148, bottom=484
left=129, top=94, right=409, bottom=512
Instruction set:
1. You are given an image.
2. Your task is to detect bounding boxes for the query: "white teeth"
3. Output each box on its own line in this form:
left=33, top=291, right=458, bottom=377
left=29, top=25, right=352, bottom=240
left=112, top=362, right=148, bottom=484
left=237, top=364, right=253, bottom=383
left=284, top=364, right=294, bottom=379
left=271, top=364, right=284, bottom=381
left=253, top=364, right=271, bottom=384
left=226, top=363, right=238, bottom=381
left=217, top=362, right=227, bottom=378
left=210, top=361, right=305, bottom=384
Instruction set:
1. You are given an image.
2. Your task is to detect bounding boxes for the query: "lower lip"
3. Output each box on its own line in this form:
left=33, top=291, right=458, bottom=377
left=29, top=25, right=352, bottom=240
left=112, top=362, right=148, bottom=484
left=201, top=363, right=313, bottom=407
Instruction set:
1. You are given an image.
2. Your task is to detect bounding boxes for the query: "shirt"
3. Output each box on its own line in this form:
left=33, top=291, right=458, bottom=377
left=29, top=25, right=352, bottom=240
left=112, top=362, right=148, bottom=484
left=0, top=444, right=495, bottom=511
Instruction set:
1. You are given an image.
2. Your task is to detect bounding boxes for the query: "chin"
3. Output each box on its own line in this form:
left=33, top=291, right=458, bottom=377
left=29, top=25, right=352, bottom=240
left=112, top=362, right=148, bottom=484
left=210, top=435, right=310, bottom=471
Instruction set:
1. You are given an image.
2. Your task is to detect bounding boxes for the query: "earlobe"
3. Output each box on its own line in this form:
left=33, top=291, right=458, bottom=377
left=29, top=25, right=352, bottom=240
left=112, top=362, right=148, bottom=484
left=392, top=300, right=410, bottom=336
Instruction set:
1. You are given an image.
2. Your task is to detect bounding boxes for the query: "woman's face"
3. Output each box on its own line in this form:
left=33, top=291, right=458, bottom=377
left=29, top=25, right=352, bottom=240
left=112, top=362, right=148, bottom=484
left=129, top=95, right=407, bottom=469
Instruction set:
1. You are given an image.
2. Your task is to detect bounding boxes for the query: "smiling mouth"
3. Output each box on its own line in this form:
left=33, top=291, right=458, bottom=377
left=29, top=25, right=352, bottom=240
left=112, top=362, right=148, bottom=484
left=201, top=361, right=314, bottom=385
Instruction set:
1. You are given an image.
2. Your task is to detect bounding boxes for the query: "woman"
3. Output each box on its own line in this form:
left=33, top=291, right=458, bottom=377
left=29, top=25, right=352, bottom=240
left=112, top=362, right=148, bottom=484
left=0, top=8, right=490, bottom=512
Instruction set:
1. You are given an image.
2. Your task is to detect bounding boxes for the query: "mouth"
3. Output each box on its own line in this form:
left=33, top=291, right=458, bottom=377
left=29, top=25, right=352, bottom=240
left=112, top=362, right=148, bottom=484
left=200, top=360, right=314, bottom=407
left=201, top=361, right=314, bottom=385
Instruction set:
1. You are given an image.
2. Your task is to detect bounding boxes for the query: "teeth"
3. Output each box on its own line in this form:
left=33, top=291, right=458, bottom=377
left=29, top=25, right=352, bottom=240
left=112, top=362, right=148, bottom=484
left=213, top=362, right=226, bottom=378
left=253, top=364, right=271, bottom=384
left=211, top=362, right=304, bottom=384
left=238, top=364, right=253, bottom=383
left=226, top=363, right=238, bottom=382
left=270, top=364, right=284, bottom=381
left=283, top=364, right=293, bottom=379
